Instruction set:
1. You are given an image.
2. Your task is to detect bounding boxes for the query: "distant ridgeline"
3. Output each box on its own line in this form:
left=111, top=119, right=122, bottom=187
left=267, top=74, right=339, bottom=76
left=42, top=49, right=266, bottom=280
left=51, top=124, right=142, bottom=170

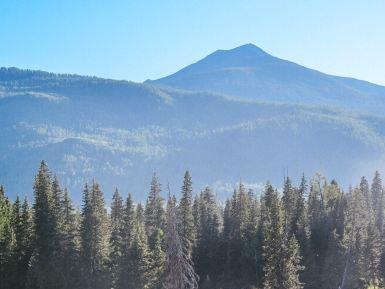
left=2, top=44, right=385, bottom=201
left=1, top=161, right=384, bottom=289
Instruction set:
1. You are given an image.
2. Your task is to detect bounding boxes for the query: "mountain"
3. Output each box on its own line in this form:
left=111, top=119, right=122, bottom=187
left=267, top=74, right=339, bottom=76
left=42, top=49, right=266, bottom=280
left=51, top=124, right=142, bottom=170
left=1, top=45, right=385, bottom=202
left=151, top=44, right=385, bottom=115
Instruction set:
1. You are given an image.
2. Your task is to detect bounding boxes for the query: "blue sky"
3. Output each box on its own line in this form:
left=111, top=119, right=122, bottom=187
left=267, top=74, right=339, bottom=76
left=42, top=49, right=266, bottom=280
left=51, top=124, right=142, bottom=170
left=1, top=1, right=385, bottom=84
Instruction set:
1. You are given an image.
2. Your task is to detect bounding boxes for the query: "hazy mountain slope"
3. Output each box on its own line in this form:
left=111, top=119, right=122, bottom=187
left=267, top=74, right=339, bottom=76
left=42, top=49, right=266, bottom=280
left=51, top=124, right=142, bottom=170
left=151, top=44, right=385, bottom=115
left=0, top=45, right=385, bottom=201
left=1, top=67, right=385, bottom=202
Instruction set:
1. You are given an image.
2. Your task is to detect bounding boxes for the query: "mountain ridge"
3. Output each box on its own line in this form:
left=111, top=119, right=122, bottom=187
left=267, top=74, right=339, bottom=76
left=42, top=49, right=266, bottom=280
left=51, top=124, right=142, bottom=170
left=151, top=44, right=385, bottom=115
left=1, top=45, right=385, bottom=201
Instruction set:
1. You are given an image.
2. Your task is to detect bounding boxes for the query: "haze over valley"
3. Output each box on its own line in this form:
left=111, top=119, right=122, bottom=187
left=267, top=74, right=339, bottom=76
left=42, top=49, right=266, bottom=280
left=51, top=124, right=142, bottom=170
left=2, top=44, right=385, bottom=201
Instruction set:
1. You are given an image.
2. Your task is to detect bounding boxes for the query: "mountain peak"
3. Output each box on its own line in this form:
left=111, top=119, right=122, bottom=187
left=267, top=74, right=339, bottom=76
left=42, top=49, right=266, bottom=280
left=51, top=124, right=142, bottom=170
left=219, top=43, right=270, bottom=56
left=152, top=44, right=275, bottom=84
left=208, top=43, right=272, bottom=64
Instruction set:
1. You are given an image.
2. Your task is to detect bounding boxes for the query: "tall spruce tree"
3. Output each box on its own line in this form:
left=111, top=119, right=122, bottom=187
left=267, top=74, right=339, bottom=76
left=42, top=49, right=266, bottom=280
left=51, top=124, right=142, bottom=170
left=61, top=188, right=80, bottom=289
left=149, top=228, right=166, bottom=289
left=50, top=176, right=75, bottom=289
left=195, top=187, right=223, bottom=286
left=371, top=171, right=384, bottom=233
left=117, top=194, right=136, bottom=289
left=282, top=177, right=297, bottom=237
left=145, top=173, right=165, bottom=247
left=27, top=161, right=60, bottom=289
left=9, top=197, right=33, bottom=289
left=345, top=187, right=370, bottom=288
left=262, top=182, right=304, bottom=289
left=371, top=171, right=385, bottom=282
left=261, top=183, right=283, bottom=289
left=0, top=185, right=12, bottom=289
left=281, top=236, right=304, bottom=289
left=110, top=188, right=124, bottom=289
left=305, top=175, right=327, bottom=289
left=293, top=175, right=308, bottom=260
left=179, top=171, right=195, bottom=257
left=125, top=216, right=152, bottom=289
left=80, top=181, right=110, bottom=289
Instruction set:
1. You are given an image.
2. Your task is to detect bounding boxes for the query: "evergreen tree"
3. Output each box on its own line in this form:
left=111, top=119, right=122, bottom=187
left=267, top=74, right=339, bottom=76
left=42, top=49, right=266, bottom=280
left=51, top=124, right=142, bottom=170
left=282, top=177, right=297, bottom=237
left=149, top=229, right=166, bottom=289
left=50, top=176, right=78, bottom=289
left=344, top=187, right=371, bottom=288
left=304, top=175, right=327, bottom=289
left=371, top=171, right=384, bottom=233
left=61, top=188, right=81, bottom=289
left=80, top=181, right=110, bottom=289
left=262, top=183, right=304, bottom=289
left=195, top=187, right=223, bottom=286
left=179, top=171, right=195, bottom=257
left=165, top=194, right=199, bottom=289
left=320, top=229, right=346, bottom=289
left=117, top=194, right=136, bottom=289
left=281, top=236, right=304, bottom=289
left=9, top=197, right=33, bottom=289
left=125, top=219, right=152, bottom=289
left=110, top=188, right=124, bottom=289
left=293, top=175, right=308, bottom=251
left=27, top=161, right=60, bottom=289
left=145, top=173, right=165, bottom=247
left=0, top=185, right=12, bottom=289
left=261, top=183, right=283, bottom=289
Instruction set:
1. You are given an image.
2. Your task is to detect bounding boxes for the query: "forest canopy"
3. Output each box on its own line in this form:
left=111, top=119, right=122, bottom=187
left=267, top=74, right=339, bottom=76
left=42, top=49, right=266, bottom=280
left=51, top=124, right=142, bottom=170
left=1, top=161, right=385, bottom=289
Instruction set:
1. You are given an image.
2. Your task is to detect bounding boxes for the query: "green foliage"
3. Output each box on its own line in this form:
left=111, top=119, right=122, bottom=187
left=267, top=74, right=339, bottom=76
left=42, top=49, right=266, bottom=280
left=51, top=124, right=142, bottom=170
left=145, top=174, right=165, bottom=240
left=0, top=185, right=12, bottom=288
left=80, top=181, right=110, bottom=289
left=179, top=170, right=196, bottom=257
left=3, top=162, right=385, bottom=289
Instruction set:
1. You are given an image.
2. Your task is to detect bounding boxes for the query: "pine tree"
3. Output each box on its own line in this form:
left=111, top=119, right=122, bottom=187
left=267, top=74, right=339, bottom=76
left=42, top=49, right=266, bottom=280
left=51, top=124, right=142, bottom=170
left=27, top=161, right=60, bottom=289
left=364, top=217, right=381, bottom=287
left=61, top=188, right=80, bottom=289
left=165, top=194, right=199, bottom=289
left=179, top=171, right=195, bottom=257
left=360, top=176, right=371, bottom=210
left=344, top=187, right=371, bottom=288
left=304, top=175, right=327, bottom=289
left=145, top=173, right=165, bottom=246
left=262, top=183, right=304, bottom=289
left=320, top=229, right=346, bottom=289
left=371, top=171, right=384, bottom=233
left=0, top=185, right=12, bottom=289
left=9, top=197, right=33, bottom=289
left=281, top=236, right=304, bottom=289
left=293, top=175, right=307, bottom=251
left=282, top=177, right=296, bottom=237
left=125, top=219, right=152, bottom=289
left=370, top=172, right=385, bottom=283
left=50, top=176, right=75, bottom=289
left=117, top=194, right=136, bottom=289
left=149, top=228, right=166, bottom=289
left=226, top=182, right=257, bottom=287
left=110, top=188, right=124, bottom=289
left=80, top=181, right=110, bottom=289
left=195, top=187, right=223, bottom=285
left=261, top=183, right=283, bottom=289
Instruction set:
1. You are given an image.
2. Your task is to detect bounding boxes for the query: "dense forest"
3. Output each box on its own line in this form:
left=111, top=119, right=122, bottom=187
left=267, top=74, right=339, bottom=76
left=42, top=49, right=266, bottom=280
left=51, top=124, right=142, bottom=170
left=1, top=161, right=385, bottom=289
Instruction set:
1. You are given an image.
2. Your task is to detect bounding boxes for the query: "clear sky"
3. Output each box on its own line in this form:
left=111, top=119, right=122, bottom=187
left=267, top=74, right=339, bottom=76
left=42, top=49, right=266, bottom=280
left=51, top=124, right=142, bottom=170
left=1, top=1, right=385, bottom=84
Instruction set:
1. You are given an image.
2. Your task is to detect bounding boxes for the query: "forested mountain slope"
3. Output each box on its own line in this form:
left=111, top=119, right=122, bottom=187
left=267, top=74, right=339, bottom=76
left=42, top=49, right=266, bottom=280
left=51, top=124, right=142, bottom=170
left=2, top=45, right=385, bottom=201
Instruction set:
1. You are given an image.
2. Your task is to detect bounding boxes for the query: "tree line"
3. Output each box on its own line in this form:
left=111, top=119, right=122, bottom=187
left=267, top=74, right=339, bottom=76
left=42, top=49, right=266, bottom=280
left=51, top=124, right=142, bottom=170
left=1, top=161, right=385, bottom=289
